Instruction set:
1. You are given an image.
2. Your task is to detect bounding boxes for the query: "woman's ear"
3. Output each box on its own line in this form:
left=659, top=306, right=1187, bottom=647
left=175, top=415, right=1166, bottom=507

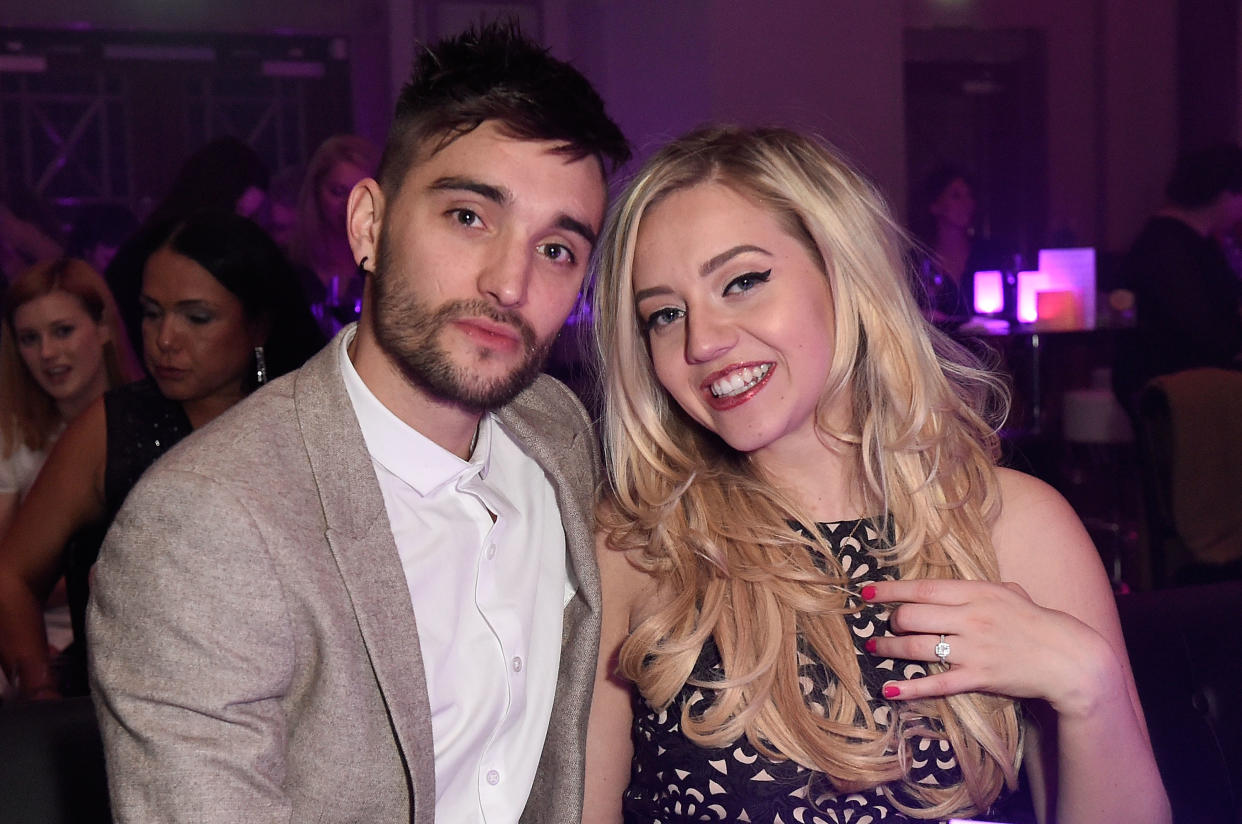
left=347, top=178, right=385, bottom=273
left=247, top=315, right=272, bottom=349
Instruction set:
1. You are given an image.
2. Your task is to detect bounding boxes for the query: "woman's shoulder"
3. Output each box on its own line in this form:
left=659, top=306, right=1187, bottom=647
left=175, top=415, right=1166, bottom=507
left=990, top=467, right=1106, bottom=593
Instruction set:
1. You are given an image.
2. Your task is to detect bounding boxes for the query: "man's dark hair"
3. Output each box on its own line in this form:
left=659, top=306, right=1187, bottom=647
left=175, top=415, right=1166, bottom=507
left=377, top=20, right=630, bottom=195
left=1165, top=144, right=1242, bottom=208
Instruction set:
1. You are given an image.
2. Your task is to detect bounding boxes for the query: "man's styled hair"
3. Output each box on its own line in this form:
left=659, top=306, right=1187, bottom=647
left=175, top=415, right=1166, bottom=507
left=377, top=20, right=630, bottom=195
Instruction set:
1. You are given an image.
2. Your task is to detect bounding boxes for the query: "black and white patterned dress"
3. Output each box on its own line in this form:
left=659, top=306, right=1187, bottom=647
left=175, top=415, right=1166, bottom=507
left=622, top=519, right=963, bottom=824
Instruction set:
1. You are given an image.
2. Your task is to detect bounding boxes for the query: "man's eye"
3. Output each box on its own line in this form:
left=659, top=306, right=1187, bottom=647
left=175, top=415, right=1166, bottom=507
left=538, top=243, right=575, bottom=265
left=450, top=208, right=481, bottom=227
left=643, top=307, right=684, bottom=331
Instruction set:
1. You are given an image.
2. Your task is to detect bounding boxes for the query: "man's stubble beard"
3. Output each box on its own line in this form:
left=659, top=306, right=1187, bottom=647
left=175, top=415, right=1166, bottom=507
left=369, top=236, right=555, bottom=412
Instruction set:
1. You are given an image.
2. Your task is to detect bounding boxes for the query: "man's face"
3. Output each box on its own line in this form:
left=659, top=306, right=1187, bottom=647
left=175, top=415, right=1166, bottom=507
left=363, top=121, right=606, bottom=411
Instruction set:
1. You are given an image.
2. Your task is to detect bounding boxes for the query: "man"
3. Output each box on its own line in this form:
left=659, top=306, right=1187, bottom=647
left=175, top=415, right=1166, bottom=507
left=88, top=22, right=629, bottom=824
left=1113, top=143, right=1242, bottom=413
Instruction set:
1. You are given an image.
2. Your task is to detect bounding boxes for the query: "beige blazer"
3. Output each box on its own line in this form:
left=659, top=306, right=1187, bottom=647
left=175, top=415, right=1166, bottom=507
left=88, top=333, right=602, bottom=823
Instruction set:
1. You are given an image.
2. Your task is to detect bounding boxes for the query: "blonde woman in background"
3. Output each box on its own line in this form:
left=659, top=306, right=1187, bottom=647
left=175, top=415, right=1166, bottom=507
left=584, top=126, right=1169, bottom=823
left=288, top=134, right=380, bottom=333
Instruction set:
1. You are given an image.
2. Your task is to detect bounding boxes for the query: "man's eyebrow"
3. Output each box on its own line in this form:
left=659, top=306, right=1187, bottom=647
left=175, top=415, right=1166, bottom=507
left=557, top=215, right=597, bottom=248
left=699, top=244, right=770, bottom=277
left=428, top=176, right=510, bottom=205
left=430, top=175, right=597, bottom=248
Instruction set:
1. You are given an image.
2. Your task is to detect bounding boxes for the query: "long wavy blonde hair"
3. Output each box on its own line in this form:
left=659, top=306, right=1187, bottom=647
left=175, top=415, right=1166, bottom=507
left=593, top=126, right=1022, bottom=819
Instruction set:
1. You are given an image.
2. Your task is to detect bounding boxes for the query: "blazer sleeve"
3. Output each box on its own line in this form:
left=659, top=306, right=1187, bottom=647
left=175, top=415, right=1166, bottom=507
left=88, top=467, right=296, bottom=823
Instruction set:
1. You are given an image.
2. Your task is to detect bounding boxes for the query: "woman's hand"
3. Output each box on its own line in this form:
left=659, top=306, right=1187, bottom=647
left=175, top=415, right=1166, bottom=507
left=861, top=578, right=1126, bottom=719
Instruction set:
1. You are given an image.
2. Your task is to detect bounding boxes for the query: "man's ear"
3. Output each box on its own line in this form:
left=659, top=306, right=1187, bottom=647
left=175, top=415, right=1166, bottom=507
left=347, top=178, right=385, bottom=272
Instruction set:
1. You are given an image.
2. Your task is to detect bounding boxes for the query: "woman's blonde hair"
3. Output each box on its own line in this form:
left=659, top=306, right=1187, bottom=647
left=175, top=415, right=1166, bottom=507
left=289, top=134, right=380, bottom=269
left=0, top=257, right=141, bottom=456
left=594, top=126, right=1021, bottom=819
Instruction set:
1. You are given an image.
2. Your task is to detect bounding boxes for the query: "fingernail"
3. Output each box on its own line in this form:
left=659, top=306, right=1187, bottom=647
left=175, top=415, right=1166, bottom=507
left=860, top=585, right=877, bottom=601
left=864, top=638, right=878, bottom=653
left=883, top=684, right=901, bottom=699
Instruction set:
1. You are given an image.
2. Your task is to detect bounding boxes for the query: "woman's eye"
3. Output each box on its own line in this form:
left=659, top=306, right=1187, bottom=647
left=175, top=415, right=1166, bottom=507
left=52, top=324, right=76, bottom=339
left=16, top=332, right=37, bottom=347
left=723, top=268, right=772, bottom=296
left=538, top=242, right=575, bottom=265
left=187, top=314, right=213, bottom=325
left=644, top=306, right=684, bottom=332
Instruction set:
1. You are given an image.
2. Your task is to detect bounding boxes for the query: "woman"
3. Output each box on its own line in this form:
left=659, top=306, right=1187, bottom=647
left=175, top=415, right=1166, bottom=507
left=0, top=258, right=141, bottom=537
left=911, top=166, right=1000, bottom=328
left=288, top=134, right=379, bottom=334
left=585, top=127, right=1168, bottom=823
left=0, top=210, right=324, bottom=700
left=105, top=136, right=271, bottom=355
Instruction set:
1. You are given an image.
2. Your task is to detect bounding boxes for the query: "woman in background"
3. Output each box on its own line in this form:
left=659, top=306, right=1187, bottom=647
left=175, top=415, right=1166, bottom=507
left=288, top=134, right=379, bottom=334
left=0, top=258, right=141, bottom=537
left=585, top=126, right=1167, bottom=823
left=0, top=210, right=323, bottom=700
left=105, top=136, right=271, bottom=354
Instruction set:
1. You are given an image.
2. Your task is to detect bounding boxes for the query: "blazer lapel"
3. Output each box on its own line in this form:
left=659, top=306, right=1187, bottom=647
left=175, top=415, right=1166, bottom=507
left=293, top=334, right=437, bottom=824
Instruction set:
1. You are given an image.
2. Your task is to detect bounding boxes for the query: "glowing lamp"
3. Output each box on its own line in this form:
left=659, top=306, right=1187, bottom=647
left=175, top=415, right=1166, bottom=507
left=972, top=270, right=1004, bottom=314
left=1015, top=271, right=1049, bottom=323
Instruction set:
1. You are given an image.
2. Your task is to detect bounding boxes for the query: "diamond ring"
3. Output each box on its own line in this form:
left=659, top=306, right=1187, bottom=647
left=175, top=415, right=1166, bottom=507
left=934, top=634, right=951, bottom=666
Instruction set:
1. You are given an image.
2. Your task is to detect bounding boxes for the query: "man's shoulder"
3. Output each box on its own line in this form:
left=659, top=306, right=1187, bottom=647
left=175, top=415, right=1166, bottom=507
left=504, top=373, right=591, bottom=432
left=146, top=366, right=315, bottom=486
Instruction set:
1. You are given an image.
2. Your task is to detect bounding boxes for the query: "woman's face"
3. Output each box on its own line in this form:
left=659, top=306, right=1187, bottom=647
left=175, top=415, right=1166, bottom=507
left=13, top=289, right=112, bottom=415
left=140, top=247, right=262, bottom=408
left=929, top=177, right=976, bottom=232
left=631, top=182, right=841, bottom=468
left=317, top=160, right=368, bottom=234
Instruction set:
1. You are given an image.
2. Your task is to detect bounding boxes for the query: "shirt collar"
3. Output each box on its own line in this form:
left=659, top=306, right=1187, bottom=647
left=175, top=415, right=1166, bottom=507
left=337, top=325, right=495, bottom=495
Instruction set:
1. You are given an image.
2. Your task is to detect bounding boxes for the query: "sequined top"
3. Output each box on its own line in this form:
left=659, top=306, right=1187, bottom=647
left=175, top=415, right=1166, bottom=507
left=623, top=519, right=965, bottom=823
left=61, top=379, right=191, bottom=692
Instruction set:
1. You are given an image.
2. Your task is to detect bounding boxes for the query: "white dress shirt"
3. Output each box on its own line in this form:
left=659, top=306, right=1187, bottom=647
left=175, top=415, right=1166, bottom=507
left=338, top=328, right=570, bottom=823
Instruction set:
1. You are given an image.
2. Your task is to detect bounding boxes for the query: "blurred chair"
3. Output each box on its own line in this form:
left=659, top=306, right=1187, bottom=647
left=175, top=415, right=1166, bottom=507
left=1116, top=580, right=1242, bottom=824
left=0, top=696, right=110, bottom=823
left=1060, top=368, right=1137, bottom=586
left=1137, top=367, right=1242, bottom=586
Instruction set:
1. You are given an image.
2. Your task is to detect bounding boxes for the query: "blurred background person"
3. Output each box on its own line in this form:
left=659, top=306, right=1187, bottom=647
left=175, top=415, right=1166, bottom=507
left=104, top=136, right=271, bottom=358
left=288, top=134, right=379, bottom=336
left=1113, top=144, right=1242, bottom=416
left=65, top=202, right=139, bottom=276
left=0, top=257, right=140, bottom=698
left=0, top=210, right=323, bottom=700
left=910, top=165, right=1003, bottom=330
left=0, top=258, right=141, bottom=538
left=0, top=189, right=66, bottom=286
left=265, top=163, right=305, bottom=255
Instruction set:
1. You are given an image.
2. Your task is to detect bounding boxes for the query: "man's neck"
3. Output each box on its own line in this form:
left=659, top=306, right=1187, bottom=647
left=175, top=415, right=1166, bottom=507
left=347, top=324, right=481, bottom=460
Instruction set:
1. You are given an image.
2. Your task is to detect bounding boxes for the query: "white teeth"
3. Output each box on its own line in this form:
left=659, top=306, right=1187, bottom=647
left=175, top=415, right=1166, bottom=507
left=710, top=364, right=771, bottom=398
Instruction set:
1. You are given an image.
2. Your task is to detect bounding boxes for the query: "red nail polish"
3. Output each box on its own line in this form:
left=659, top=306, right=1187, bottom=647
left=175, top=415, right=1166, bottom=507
left=865, top=638, right=878, bottom=653
left=883, top=684, right=900, bottom=699
left=861, top=585, right=877, bottom=601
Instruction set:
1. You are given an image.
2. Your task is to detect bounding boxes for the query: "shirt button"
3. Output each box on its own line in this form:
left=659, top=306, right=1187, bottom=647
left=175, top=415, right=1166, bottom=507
left=486, top=544, right=497, bottom=560
left=486, top=769, right=500, bottom=785
left=511, top=656, right=523, bottom=673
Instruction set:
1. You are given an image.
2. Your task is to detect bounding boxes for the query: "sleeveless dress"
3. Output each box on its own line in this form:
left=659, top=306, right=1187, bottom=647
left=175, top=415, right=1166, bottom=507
left=58, top=379, right=192, bottom=694
left=623, top=519, right=965, bottom=824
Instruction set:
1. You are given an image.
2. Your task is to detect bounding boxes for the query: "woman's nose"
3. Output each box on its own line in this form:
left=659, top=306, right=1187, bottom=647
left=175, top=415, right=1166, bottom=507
left=684, top=309, right=735, bottom=364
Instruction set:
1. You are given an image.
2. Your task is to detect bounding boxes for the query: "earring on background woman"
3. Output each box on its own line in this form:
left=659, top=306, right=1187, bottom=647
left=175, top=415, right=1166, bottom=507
left=254, top=345, right=267, bottom=386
